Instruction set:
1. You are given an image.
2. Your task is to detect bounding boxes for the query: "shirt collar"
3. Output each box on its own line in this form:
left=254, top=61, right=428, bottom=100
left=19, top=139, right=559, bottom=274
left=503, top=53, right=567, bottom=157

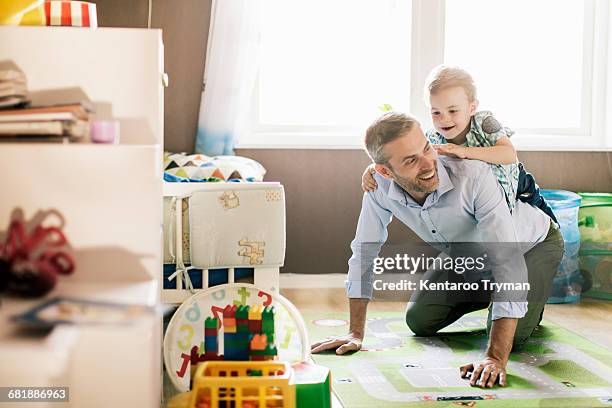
left=435, top=159, right=454, bottom=198
left=386, top=159, right=455, bottom=207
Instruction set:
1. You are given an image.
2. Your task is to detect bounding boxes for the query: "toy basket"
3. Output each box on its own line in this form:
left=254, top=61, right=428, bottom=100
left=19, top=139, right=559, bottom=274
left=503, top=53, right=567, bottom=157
left=541, top=189, right=582, bottom=303
left=183, top=361, right=295, bottom=408
left=579, top=193, right=612, bottom=299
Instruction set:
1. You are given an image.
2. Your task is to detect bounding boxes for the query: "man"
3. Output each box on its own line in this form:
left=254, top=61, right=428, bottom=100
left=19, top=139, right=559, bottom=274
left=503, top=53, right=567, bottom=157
left=311, top=112, right=563, bottom=388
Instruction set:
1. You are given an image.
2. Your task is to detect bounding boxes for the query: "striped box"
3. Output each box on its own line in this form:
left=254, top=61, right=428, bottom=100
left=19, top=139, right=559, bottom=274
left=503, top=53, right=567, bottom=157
left=44, top=1, right=97, bottom=28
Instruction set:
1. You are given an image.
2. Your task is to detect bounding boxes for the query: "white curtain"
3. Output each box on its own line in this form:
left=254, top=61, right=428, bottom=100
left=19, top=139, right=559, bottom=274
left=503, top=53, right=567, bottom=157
left=194, top=0, right=263, bottom=155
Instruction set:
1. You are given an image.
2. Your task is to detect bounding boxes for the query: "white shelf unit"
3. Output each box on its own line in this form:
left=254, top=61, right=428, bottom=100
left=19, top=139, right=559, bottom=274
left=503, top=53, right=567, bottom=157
left=0, top=26, right=164, bottom=408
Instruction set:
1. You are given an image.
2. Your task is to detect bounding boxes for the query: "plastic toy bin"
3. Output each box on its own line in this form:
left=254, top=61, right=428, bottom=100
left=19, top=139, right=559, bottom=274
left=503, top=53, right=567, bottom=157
left=168, top=361, right=296, bottom=408
left=541, top=189, right=582, bottom=303
left=578, top=193, right=612, bottom=299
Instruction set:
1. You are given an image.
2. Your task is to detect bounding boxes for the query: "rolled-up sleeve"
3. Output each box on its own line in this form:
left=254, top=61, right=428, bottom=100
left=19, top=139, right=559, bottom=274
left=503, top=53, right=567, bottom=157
left=346, top=190, right=393, bottom=299
left=472, top=167, right=528, bottom=320
left=490, top=301, right=527, bottom=320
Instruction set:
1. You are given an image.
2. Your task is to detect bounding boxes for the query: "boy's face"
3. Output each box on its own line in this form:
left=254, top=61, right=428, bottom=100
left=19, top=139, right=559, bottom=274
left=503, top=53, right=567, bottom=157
left=428, top=86, right=478, bottom=140
left=375, top=125, right=439, bottom=195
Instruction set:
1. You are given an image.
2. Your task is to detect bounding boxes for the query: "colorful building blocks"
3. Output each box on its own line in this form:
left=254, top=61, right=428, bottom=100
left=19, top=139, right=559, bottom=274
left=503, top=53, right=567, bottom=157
left=203, top=317, right=219, bottom=354
left=192, top=304, right=279, bottom=365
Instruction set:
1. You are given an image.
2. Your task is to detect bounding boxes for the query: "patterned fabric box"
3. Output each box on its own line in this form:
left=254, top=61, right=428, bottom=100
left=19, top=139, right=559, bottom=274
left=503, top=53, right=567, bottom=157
left=44, top=1, right=97, bottom=27
left=163, top=184, right=285, bottom=269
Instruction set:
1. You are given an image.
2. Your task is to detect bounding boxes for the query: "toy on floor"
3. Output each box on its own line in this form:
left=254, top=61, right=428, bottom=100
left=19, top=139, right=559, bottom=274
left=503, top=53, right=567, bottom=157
left=164, top=283, right=331, bottom=408
left=167, top=361, right=295, bottom=408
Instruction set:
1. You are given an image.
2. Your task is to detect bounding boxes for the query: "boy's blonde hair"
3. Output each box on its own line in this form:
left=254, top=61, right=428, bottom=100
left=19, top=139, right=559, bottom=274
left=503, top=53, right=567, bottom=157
left=424, top=65, right=477, bottom=102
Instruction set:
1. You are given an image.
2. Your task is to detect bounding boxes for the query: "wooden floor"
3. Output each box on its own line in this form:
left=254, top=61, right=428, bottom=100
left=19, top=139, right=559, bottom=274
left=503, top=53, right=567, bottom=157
left=281, top=287, right=612, bottom=350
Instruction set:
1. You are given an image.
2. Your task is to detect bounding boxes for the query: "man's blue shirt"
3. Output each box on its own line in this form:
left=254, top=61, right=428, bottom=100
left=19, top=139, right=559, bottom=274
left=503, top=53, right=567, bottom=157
left=346, top=157, right=550, bottom=320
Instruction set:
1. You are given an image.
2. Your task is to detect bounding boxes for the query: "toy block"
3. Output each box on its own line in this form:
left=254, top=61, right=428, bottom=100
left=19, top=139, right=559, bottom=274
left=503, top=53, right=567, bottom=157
left=235, top=331, right=249, bottom=340
left=224, top=338, right=249, bottom=350
left=225, top=336, right=248, bottom=347
left=224, top=324, right=237, bottom=334
left=250, top=334, right=267, bottom=351
left=262, top=306, right=275, bottom=333
left=225, top=337, right=250, bottom=361
left=204, top=337, right=218, bottom=353
left=237, top=320, right=249, bottom=334
left=223, top=317, right=236, bottom=327
left=236, top=305, right=250, bottom=319
left=223, top=304, right=237, bottom=318
left=248, top=320, right=262, bottom=333
left=248, top=305, right=262, bottom=320
left=225, top=349, right=248, bottom=361
left=204, top=327, right=217, bottom=337
left=204, top=334, right=217, bottom=344
left=203, top=351, right=220, bottom=361
left=204, top=317, right=219, bottom=329
left=262, top=319, right=274, bottom=335
left=224, top=351, right=238, bottom=361
left=263, top=344, right=277, bottom=360
left=262, top=306, right=275, bottom=320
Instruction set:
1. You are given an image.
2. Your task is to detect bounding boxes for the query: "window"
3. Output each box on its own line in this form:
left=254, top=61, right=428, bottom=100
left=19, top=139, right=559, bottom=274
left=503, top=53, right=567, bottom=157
left=247, top=0, right=412, bottom=146
left=444, top=0, right=602, bottom=148
left=239, top=0, right=611, bottom=149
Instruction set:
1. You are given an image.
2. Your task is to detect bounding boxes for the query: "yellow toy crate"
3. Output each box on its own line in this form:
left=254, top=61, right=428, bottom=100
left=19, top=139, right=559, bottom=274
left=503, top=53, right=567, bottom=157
left=167, top=361, right=295, bottom=408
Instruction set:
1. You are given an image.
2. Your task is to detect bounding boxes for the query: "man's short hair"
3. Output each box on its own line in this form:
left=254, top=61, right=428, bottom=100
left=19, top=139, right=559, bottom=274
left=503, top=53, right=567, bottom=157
left=365, top=112, right=418, bottom=165
left=424, top=65, right=477, bottom=102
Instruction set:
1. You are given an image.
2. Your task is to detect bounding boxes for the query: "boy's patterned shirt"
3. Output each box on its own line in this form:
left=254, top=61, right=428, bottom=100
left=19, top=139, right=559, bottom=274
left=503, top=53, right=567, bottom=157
left=426, top=111, right=519, bottom=212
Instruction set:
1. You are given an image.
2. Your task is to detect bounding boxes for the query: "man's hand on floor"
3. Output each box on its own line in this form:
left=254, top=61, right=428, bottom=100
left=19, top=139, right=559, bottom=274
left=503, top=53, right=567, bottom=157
left=310, top=332, right=363, bottom=355
left=459, top=357, right=507, bottom=388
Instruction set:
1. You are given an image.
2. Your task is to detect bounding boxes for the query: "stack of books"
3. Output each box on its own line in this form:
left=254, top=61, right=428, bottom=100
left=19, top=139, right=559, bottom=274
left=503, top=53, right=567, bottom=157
left=0, top=70, right=29, bottom=109
left=0, top=102, right=93, bottom=142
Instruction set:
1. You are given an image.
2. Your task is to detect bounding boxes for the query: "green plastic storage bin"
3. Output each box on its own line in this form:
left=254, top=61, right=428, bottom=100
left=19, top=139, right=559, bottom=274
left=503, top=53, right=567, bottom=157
left=578, top=193, right=612, bottom=300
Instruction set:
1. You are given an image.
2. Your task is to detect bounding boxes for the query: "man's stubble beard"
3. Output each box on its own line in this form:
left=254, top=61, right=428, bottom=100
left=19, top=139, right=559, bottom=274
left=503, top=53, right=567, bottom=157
left=389, top=166, right=439, bottom=194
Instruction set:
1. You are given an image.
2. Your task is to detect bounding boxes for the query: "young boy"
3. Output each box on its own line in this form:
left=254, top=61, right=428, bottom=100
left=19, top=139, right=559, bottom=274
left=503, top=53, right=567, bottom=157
left=361, top=65, right=557, bottom=223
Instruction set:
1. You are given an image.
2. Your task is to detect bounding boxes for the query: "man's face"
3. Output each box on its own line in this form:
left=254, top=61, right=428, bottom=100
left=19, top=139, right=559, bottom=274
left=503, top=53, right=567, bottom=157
left=379, top=125, right=439, bottom=194
left=429, top=86, right=478, bottom=140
